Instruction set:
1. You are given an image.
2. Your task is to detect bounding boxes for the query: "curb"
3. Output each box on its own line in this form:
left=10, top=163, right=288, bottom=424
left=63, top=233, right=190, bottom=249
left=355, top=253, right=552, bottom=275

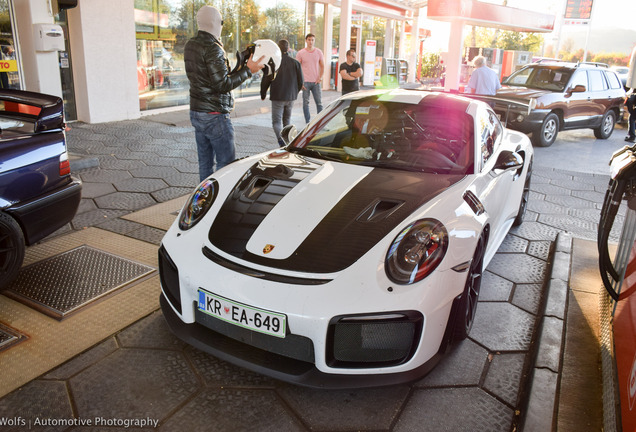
left=522, top=232, right=572, bottom=432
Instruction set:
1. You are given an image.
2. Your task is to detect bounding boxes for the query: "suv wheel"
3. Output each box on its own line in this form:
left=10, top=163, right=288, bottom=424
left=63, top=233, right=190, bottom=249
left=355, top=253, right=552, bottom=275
left=533, top=113, right=559, bottom=147
left=594, top=110, right=616, bottom=139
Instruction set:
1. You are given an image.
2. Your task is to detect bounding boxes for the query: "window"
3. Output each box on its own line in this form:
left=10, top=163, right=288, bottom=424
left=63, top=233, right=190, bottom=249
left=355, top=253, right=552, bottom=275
left=135, top=0, right=306, bottom=111
left=606, top=71, right=622, bottom=90
left=569, top=70, right=588, bottom=90
left=477, top=107, right=502, bottom=169
left=588, top=70, right=607, bottom=91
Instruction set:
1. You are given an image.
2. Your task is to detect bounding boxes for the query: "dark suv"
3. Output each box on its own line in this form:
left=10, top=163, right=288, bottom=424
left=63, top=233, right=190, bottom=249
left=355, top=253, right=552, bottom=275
left=486, top=61, right=625, bottom=146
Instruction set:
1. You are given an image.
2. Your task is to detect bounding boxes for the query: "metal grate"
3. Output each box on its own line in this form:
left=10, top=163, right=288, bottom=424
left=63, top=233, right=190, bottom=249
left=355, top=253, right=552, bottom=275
left=5, top=245, right=155, bottom=319
left=0, top=323, right=27, bottom=352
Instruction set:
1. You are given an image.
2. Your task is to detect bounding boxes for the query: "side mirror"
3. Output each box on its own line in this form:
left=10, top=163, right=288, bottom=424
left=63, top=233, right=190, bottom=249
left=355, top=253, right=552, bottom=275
left=567, top=84, right=586, bottom=95
left=493, top=150, right=523, bottom=174
left=280, top=124, right=298, bottom=146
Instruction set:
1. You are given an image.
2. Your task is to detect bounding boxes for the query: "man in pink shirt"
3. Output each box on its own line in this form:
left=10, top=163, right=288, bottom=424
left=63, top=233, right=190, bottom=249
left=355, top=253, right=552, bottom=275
left=296, top=33, right=324, bottom=123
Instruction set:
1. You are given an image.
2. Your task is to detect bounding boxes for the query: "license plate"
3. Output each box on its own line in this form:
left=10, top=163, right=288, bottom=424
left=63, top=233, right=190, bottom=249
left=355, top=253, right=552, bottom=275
left=197, top=289, right=286, bottom=338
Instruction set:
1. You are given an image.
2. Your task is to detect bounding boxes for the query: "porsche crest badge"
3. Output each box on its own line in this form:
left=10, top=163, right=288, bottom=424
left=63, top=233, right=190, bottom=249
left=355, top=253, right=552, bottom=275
left=263, top=244, right=275, bottom=254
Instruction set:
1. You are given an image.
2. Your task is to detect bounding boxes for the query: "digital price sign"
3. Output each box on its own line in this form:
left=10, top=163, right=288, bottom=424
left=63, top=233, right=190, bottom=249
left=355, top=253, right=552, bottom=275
left=564, top=0, right=593, bottom=20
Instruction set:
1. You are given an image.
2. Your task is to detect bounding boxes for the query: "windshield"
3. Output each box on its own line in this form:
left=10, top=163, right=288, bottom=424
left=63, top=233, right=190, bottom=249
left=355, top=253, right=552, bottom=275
left=287, top=97, right=474, bottom=174
left=503, top=66, right=574, bottom=92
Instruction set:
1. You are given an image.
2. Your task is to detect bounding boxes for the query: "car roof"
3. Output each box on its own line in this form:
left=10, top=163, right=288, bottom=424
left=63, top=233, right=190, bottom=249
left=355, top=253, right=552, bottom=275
left=528, top=60, right=611, bottom=70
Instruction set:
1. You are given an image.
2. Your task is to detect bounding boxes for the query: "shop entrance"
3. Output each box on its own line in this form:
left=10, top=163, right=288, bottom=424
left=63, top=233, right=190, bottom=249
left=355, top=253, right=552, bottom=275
left=0, top=0, right=21, bottom=90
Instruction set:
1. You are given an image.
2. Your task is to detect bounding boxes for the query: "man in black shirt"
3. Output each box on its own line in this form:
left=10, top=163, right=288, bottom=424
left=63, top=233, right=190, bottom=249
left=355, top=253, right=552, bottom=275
left=261, top=40, right=304, bottom=145
left=339, top=50, right=363, bottom=95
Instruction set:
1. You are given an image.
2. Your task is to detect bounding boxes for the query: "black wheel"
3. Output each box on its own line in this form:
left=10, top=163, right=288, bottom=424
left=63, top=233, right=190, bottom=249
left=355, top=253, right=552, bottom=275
left=532, top=113, right=559, bottom=147
left=451, top=233, right=485, bottom=342
left=513, top=159, right=533, bottom=227
left=593, top=110, right=616, bottom=139
left=0, top=212, right=25, bottom=291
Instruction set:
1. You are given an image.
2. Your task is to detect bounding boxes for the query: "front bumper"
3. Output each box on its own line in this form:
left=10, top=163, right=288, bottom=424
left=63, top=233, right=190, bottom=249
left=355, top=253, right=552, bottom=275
left=497, top=108, right=551, bottom=135
left=160, top=293, right=442, bottom=388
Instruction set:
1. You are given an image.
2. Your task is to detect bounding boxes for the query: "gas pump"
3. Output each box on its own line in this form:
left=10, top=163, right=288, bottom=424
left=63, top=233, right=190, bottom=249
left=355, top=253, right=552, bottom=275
left=599, top=142, right=636, bottom=431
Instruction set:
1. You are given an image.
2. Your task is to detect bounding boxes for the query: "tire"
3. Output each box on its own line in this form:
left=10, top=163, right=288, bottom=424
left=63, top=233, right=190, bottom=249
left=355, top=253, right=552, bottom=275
left=593, top=110, right=616, bottom=139
left=0, top=212, right=25, bottom=291
left=513, top=159, right=533, bottom=227
left=532, top=113, right=559, bottom=147
left=450, top=233, right=486, bottom=342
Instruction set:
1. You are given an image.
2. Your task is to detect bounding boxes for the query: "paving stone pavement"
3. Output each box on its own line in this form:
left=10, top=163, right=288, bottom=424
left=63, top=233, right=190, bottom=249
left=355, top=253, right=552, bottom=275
left=0, top=91, right=626, bottom=431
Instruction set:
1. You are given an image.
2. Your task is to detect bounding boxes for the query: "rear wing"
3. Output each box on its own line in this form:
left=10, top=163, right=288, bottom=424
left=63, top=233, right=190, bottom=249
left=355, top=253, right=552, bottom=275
left=0, top=89, right=64, bottom=133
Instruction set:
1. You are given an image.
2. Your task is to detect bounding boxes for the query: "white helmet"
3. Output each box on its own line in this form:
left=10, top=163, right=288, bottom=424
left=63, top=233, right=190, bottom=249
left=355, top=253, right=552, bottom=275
left=252, top=39, right=281, bottom=76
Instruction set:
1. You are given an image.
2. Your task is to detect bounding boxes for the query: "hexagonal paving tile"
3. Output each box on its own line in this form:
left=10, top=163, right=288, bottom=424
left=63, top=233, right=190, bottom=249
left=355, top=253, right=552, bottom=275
left=470, top=302, right=536, bottom=351
left=498, top=235, right=528, bottom=253
left=278, top=384, right=410, bottom=431
left=113, top=177, right=168, bottom=193
left=483, top=352, right=526, bottom=406
left=185, top=346, right=276, bottom=388
left=487, top=253, right=547, bottom=284
left=79, top=168, right=132, bottom=183
left=394, top=388, right=514, bottom=431
left=117, top=311, right=186, bottom=350
left=510, top=222, right=559, bottom=242
left=94, top=192, right=157, bottom=211
left=480, top=271, right=513, bottom=301
left=512, top=283, right=543, bottom=315
left=416, top=339, right=488, bottom=387
left=70, top=349, right=198, bottom=421
left=0, top=380, right=74, bottom=425
left=160, top=388, right=304, bottom=432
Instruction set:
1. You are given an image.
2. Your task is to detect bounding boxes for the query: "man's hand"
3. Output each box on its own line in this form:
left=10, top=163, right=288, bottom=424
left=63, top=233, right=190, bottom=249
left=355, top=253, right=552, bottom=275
left=247, top=54, right=265, bottom=74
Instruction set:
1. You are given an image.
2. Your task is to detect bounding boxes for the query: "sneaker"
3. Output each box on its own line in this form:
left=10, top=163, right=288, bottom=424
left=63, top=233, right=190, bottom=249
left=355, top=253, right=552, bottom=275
left=626, top=136, right=636, bottom=143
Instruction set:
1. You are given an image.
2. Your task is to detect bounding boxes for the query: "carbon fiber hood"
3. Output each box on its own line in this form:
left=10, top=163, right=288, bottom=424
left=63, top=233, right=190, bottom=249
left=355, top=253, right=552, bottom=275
left=209, top=151, right=464, bottom=273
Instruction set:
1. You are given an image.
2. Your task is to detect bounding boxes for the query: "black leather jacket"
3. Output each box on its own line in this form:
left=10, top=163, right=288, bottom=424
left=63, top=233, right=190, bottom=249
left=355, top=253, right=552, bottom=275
left=184, top=31, right=251, bottom=113
left=260, top=53, right=303, bottom=101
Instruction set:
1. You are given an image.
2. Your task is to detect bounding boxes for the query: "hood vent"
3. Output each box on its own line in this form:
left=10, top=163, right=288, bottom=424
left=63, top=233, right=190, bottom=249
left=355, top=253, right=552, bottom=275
left=463, top=190, right=485, bottom=216
left=245, top=177, right=272, bottom=200
left=357, top=199, right=405, bottom=222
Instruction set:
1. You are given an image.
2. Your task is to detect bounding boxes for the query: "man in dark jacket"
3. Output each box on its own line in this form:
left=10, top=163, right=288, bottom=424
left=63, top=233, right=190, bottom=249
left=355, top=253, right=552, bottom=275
left=260, top=40, right=303, bottom=145
left=184, top=5, right=263, bottom=181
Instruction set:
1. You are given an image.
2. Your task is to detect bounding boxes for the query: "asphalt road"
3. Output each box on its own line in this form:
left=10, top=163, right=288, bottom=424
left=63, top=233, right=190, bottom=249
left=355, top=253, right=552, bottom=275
left=533, top=122, right=631, bottom=174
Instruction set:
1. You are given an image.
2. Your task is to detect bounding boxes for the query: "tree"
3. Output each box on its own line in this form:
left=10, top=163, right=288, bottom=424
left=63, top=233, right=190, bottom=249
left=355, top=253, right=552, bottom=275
left=262, top=3, right=304, bottom=49
left=463, top=27, right=543, bottom=53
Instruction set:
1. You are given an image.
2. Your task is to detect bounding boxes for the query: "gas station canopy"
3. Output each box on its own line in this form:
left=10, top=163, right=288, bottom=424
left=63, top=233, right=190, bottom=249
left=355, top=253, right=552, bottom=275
left=427, top=0, right=555, bottom=33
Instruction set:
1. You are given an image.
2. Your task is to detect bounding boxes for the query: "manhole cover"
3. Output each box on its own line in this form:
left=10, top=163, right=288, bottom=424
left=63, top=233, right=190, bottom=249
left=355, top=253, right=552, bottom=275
left=5, top=246, right=155, bottom=319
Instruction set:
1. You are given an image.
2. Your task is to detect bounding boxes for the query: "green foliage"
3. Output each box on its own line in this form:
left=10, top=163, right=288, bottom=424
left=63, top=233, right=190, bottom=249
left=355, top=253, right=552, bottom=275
left=463, top=26, right=543, bottom=52
left=420, top=52, right=443, bottom=78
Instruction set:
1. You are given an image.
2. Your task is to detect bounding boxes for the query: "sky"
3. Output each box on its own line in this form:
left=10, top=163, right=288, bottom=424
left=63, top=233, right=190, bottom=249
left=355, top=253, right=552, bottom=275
left=421, top=0, right=636, bottom=54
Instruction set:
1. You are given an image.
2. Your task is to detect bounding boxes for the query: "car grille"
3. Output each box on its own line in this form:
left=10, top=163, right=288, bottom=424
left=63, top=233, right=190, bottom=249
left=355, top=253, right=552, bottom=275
left=195, top=307, right=315, bottom=364
left=327, top=312, right=423, bottom=368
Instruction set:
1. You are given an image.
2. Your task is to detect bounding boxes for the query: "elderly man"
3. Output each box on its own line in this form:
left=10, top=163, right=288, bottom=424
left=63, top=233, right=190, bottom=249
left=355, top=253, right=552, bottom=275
left=465, top=55, right=501, bottom=96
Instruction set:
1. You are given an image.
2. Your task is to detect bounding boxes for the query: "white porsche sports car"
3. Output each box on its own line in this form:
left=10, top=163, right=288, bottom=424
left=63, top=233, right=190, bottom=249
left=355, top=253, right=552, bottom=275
left=160, top=89, right=533, bottom=388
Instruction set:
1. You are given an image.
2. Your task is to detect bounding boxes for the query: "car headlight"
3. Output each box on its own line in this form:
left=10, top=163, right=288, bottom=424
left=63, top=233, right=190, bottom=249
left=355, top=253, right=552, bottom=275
left=178, top=179, right=219, bottom=230
left=385, top=219, right=448, bottom=284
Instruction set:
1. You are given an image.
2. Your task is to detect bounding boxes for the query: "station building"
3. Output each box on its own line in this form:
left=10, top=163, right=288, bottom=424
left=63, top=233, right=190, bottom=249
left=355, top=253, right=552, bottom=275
left=2, top=0, right=426, bottom=123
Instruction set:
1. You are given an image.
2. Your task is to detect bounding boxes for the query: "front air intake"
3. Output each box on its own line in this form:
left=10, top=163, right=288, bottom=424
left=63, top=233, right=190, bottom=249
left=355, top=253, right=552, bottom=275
left=327, top=312, right=423, bottom=368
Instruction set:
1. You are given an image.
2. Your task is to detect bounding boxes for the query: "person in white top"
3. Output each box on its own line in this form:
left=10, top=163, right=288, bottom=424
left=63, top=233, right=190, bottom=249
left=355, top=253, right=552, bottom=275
left=296, top=33, right=325, bottom=122
left=465, top=55, right=501, bottom=96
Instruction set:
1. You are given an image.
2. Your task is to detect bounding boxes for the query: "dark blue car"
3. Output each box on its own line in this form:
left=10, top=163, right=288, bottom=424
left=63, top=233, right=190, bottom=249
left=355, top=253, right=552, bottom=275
left=0, top=89, right=82, bottom=289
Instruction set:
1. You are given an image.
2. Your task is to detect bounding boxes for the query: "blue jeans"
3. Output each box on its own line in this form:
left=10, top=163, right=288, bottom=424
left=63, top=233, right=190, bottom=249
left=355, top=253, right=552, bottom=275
left=302, top=82, right=323, bottom=123
left=271, top=100, right=294, bottom=146
left=190, top=111, right=235, bottom=182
